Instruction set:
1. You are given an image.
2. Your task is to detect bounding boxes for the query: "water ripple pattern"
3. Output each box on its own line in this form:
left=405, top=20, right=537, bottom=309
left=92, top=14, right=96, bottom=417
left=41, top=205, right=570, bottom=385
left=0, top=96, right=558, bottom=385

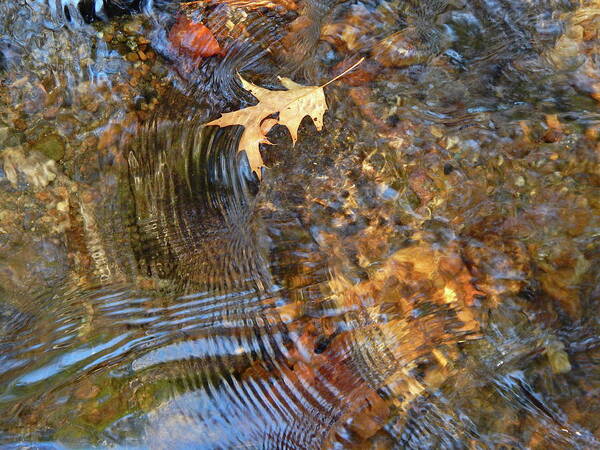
left=0, top=0, right=599, bottom=449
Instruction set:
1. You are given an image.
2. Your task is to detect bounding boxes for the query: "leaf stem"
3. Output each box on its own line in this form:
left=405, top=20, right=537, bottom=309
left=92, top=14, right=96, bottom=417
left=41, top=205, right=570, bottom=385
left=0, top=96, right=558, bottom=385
left=321, top=57, right=365, bottom=89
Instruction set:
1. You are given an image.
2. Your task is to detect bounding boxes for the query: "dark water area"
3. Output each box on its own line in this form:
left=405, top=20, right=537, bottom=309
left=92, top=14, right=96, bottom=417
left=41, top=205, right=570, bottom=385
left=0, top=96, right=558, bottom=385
left=0, top=0, right=598, bottom=448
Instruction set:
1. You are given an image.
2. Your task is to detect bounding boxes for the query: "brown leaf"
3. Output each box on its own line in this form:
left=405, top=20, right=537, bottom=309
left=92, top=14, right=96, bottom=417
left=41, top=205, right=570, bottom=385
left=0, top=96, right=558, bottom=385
left=169, top=16, right=222, bottom=61
left=207, top=60, right=363, bottom=178
left=206, top=75, right=327, bottom=178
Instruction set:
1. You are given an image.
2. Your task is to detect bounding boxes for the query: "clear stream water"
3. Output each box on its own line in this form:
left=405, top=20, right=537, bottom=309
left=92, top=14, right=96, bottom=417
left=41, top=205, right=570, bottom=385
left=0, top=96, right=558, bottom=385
left=0, top=0, right=598, bottom=448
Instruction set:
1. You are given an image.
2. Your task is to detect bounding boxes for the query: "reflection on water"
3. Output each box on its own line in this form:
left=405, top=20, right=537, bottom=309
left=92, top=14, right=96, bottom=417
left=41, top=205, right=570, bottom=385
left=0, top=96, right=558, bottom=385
left=0, top=0, right=599, bottom=448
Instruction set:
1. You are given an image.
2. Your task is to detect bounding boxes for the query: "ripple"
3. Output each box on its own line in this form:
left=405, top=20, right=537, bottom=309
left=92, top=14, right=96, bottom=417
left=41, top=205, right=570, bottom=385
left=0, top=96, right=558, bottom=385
left=1, top=0, right=599, bottom=448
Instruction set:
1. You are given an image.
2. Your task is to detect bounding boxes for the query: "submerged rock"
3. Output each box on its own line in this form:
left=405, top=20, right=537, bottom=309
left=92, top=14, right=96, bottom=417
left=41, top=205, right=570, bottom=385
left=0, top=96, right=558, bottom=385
left=1, top=145, right=58, bottom=189
left=31, top=133, right=66, bottom=161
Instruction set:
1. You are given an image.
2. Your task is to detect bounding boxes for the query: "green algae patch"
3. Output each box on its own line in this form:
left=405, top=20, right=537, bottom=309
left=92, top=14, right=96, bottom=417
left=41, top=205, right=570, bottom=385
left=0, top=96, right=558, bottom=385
left=31, top=134, right=66, bottom=162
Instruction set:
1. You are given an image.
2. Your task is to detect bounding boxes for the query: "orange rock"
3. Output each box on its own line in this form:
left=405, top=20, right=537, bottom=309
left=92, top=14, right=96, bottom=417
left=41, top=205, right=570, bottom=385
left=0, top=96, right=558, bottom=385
left=347, top=390, right=390, bottom=440
left=169, top=16, right=222, bottom=61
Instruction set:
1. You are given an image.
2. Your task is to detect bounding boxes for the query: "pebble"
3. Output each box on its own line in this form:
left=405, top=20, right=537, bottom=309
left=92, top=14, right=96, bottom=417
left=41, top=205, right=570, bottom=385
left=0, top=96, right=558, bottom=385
left=31, top=134, right=66, bottom=161
left=13, top=118, right=27, bottom=131
left=515, top=176, right=526, bottom=187
left=123, top=19, right=142, bottom=35
left=0, top=126, right=8, bottom=145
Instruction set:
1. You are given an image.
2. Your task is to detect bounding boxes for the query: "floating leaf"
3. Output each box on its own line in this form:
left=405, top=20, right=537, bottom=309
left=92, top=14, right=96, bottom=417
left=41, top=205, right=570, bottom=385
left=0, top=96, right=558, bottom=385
left=207, top=59, right=363, bottom=178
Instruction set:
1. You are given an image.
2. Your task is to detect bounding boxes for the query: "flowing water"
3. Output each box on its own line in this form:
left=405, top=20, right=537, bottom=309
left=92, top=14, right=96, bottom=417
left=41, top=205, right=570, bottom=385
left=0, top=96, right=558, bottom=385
left=0, top=0, right=599, bottom=448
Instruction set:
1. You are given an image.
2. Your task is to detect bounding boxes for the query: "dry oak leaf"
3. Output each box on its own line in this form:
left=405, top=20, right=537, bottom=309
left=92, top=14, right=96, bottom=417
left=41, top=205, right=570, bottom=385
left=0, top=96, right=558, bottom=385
left=206, top=75, right=327, bottom=178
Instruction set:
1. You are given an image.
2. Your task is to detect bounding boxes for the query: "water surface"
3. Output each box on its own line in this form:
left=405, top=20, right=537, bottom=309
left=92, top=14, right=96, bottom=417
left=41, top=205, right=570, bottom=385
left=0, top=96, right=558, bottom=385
left=0, top=0, right=599, bottom=448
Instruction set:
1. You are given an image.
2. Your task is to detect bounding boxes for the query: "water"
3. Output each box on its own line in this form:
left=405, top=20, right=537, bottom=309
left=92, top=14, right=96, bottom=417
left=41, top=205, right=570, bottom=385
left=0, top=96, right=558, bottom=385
left=0, top=0, right=599, bottom=448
